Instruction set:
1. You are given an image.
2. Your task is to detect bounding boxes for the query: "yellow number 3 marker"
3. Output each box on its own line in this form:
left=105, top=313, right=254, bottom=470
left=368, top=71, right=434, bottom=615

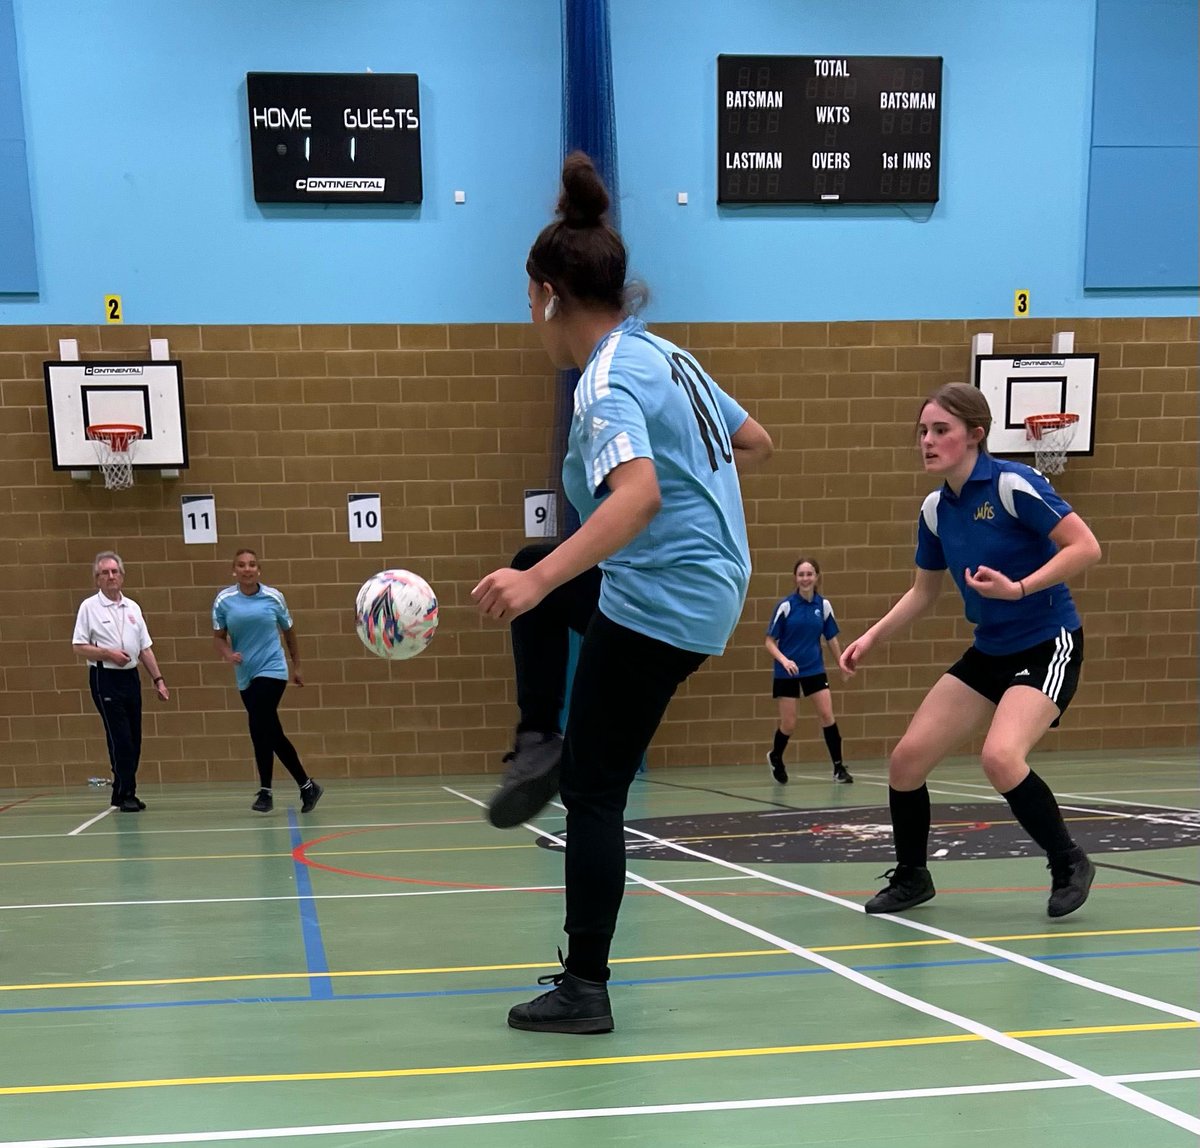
left=1013, top=289, right=1030, bottom=317
left=104, top=295, right=123, bottom=324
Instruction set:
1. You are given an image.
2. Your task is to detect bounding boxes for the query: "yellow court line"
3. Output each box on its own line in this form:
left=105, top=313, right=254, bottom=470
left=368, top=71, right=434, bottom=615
left=1, top=926, right=1194, bottom=993
left=0, top=842, right=534, bottom=868
left=0, top=1020, right=1193, bottom=1097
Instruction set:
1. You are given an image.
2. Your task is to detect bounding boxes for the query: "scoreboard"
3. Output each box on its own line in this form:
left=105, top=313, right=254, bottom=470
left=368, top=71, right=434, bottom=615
left=246, top=72, right=423, bottom=204
left=717, top=55, right=942, bottom=204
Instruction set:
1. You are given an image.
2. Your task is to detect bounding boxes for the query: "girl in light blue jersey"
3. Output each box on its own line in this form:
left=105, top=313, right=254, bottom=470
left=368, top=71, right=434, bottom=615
left=841, top=384, right=1101, bottom=920
left=213, top=549, right=322, bottom=815
left=472, top=153, right=773, bottom=1034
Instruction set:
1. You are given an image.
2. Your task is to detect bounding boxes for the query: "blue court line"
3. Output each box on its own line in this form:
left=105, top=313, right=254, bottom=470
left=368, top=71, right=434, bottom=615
left=0, top=946, right=1193, bottom=1017
left=288, top=809, right=333, bottom=999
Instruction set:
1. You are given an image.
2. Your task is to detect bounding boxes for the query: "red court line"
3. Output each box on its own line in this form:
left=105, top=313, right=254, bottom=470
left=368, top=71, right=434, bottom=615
left=0, top=792, right=53, bottom=815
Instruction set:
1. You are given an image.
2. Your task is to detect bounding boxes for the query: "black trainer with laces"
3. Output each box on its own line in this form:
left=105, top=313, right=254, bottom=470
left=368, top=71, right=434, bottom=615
left=508, top=968, right=614, bottom=1034
left=251, top=789, right=273, bottom=814
left=486, top=732, right=563, bottom=829
left=864, top=864, right=936, bottom=914
left=833, top=764, right=854, bottom=784
left=300, top=780, right=323, bottom=813
left=767, top=752, right=788, bottom=784
left=1046, top=847, right=1095, bottom=918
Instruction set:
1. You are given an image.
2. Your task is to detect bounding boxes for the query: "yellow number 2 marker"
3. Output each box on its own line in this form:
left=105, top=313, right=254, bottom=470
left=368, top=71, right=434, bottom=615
left=104, top=295, right=123, bottom=324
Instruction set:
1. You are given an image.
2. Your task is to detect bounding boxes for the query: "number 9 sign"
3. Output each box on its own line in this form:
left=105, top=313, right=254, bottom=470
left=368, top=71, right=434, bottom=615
left=523, top=489, right=557, bottom=539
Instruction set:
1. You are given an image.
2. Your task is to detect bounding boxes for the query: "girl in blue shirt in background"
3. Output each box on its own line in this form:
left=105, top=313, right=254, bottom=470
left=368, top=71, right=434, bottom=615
left=840, top=383, right=1101, bottom=920
left=472, top=153, right=773, bottom=1034
left=765, top=557, right=852, bottom=785
left=213, top=548, right=322, bottom=815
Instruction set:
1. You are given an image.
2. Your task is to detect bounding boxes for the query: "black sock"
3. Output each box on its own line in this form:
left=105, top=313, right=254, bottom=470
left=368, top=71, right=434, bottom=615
left=890, top=785, right=931, bottom=868
left=772, top=730, right=790, bottom=759
left=822, top=723, right=843, bottom=768
left=1002, top=770, right=1075, bottom=856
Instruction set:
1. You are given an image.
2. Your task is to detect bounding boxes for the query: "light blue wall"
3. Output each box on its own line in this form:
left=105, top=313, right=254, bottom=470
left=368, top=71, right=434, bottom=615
left=2, top=0, right=1195, bottom=324
left=0, top=0, right=36, bottom=292
left=611, top=0, right=1196, bottom=320
left=1, top=0, right=561, bottom=324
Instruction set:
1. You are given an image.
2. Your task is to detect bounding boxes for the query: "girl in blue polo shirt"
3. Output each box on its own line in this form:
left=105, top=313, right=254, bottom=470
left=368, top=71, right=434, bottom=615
left=213, top=549, right=322, bottom=815
left=765, top=557, right=852, bottom=784
left=472, top=153, right=772, bottom=1034
left=841, top=383, right=1101, bottom=920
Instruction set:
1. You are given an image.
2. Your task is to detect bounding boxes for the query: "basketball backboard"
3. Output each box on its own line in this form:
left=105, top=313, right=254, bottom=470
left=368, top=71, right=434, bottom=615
left=44, top=360, right=189, bottom=470
left=973, top=353, right=1098, bottom=458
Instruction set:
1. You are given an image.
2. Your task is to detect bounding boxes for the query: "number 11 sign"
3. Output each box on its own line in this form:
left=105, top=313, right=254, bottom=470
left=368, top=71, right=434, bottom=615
left=181, top=495, right=218, bottom=544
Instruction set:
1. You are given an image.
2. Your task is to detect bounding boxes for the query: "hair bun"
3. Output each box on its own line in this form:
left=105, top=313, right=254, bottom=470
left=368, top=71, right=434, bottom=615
left=557, top=151, right=610, bottom=228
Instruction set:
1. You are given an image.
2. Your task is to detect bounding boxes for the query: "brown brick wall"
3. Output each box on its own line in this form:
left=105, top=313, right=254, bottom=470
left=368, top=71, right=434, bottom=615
left=0, top=316, right=1195, bottom=788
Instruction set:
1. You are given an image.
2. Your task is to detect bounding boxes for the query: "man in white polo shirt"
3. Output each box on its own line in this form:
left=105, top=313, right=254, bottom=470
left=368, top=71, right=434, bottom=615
left=72, top=551, right=170, bottom=812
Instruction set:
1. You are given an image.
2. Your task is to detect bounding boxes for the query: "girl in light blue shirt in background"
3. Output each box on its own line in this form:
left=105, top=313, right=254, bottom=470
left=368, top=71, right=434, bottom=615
left=213, top=548, right=322, bottom=815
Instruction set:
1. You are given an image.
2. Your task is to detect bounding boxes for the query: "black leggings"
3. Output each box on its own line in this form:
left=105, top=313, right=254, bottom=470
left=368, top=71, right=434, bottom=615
left=508, top=545, right=707, bottom=981
left=238, top=676, right=308, bottom=789
left=561, top=613, right=706, bottom=980
left=510, top=543, right=602, bottom=735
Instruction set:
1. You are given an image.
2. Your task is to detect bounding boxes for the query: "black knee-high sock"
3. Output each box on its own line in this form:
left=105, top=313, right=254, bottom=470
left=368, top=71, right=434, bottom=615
left=1002, top=770, right=1075, bottom=856
left=772, top=729, right=790, bottom=758
left=822, top=723, right=843, bottom=767
left=890, top=785, right=931, bottom=868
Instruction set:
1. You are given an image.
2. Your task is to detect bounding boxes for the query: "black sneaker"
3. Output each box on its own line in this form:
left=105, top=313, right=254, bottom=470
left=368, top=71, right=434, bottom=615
left=116, top=797, right=142, bottom=813
left=767, top=752, right=788, bottom=784
left=300, top=781, right=323, bottom=813
left=486, top=732, right=563, bottom=829
left=508, top=968, right=614, bottom=1034
left=251, top=789, right=274, bottom=814
left=1047, top=847, right=1095, bottom=918
left=833, top=764, right=854, bottom=784
left=864, top=865, right=936, bottom=914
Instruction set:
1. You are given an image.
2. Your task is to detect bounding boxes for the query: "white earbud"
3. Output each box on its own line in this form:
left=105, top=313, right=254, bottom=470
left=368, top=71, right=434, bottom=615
left=543, top=296, right=559, bottom=321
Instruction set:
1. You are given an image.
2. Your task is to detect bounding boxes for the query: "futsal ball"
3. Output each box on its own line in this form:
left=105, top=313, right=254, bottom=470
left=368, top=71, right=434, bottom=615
left=355, top=569, right=439, bottom=660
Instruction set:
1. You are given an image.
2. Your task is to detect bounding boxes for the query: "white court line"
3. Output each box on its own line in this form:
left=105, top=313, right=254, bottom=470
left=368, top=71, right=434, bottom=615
left=66, top=808, right=114, bottom=837
left=0, top=874, right=751, bottom=913
left=446, top=788, right=1200, bottom=1134
left=0, top=1071, right=1196, bottom=1148
left=791, top=769, right=1200, bottom=827
left=917, top=776, right=1200, bottom=818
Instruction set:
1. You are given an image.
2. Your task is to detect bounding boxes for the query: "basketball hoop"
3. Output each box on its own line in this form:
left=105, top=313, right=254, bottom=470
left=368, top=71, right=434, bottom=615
left=1024, top=413, right=1078, bottom=476
left=86, top=424, right=143, bottom=490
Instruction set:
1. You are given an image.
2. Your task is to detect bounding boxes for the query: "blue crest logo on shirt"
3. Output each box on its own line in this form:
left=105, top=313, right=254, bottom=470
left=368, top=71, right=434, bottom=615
left=974, top=501, right=995, bottom=521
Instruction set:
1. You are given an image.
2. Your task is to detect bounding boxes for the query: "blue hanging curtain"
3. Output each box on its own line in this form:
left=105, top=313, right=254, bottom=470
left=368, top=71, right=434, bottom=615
left=549, top=0, right=619, bottom=537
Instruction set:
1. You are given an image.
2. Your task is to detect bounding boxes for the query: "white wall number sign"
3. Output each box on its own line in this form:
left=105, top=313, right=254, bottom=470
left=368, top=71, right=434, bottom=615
left=524, top=489, right=557, bottom=538
left=181, top=495, right=217, bottom=544
left=348, top=493, right=383, bottom=542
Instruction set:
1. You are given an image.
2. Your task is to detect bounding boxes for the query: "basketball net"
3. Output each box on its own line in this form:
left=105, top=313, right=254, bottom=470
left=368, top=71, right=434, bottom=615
left=87, top=424, right=143, bottom=490
left=1024, top=413, right=1078, bottom=476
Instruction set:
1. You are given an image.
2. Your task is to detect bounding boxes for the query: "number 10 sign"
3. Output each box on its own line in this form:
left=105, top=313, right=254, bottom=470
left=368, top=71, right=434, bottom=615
left=348, top=493, right=383, bottom=542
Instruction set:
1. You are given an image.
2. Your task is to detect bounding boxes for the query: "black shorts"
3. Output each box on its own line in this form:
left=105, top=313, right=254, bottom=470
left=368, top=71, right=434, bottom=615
left=946, top=627, right=1084, bottom=725
left=773, top=672, right=830, bottom=699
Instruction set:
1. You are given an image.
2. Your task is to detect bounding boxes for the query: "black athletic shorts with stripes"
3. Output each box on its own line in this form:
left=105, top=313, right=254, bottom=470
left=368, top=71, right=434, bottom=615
left=946, top=626, right=1084, bottom=728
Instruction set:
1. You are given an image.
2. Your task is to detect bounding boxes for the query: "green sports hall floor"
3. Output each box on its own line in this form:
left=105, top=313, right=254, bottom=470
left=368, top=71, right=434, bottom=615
left=0, top=748, right=1195, bottom=1148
